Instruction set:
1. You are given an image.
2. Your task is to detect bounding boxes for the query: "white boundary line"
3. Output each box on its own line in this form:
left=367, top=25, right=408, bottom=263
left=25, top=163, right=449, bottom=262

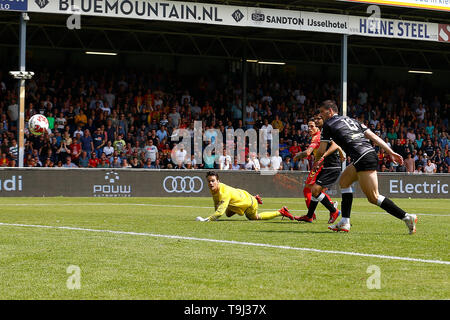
left=0, top=222, right=449, bottom=265
left=1, top=203, right=449, bottom=217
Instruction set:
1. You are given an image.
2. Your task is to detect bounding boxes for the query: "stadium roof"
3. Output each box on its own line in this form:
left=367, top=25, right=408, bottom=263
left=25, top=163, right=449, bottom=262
left=0, top=0, right=449, bottom=71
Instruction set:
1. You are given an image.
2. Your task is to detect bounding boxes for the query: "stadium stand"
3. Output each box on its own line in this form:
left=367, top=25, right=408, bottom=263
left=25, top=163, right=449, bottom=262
left=0, top=68, right=448, bottom=172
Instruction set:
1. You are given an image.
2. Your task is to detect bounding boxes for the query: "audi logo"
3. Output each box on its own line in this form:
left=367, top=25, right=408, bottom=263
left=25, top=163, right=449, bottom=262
left=163, top=176, right=204, bottom=193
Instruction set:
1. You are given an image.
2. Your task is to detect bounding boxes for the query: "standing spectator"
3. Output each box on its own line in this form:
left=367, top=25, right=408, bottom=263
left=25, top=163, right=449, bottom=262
left=80, top=129, right=94, bottom=153
left=7, top=99, right=19, bottom=131
left=415, top=104, right=426, bottom=122
left=144, top=139, right=158, bottom=165
left=404, top=153, right=415, bottom=173
left=69, top=137, right=82, bottom=163
left=105, top=119, right=116, bottom=143
left=168, top=107, right=181, bottom=129
left=9, top=138, right=18, bottom=161
left=55, top=112, right=67, bottom=133
left=261, top=118, right=273, bottom=148
left=92, top=128, right=106, bottom=157
left=113, top=134, right=126, bottom=153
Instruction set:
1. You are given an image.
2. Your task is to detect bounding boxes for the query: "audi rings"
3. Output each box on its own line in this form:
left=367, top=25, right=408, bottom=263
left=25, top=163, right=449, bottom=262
left=163, top=176, right=204, bottom=193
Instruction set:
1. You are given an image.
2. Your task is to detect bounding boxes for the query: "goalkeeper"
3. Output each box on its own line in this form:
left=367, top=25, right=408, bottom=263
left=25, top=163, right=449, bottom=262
left=196, top=171, right=294, bottom=222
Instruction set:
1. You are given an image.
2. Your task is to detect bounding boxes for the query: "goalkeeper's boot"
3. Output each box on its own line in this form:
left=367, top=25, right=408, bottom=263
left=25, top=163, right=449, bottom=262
left=402, top=214, right=417, bottom=235
left=279, top=206, right=294, bottom=221
left=328, top=219, right=350, bottom=232
left=294, top=214, right=315, bottom=223
left=328, top=210, right=341, bottom=224
left=255, top=194, right=263, bottom=205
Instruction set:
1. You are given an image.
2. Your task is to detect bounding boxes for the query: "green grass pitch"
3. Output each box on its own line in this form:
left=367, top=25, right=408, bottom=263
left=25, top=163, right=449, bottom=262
left=0, top=197, right=448, bottom=300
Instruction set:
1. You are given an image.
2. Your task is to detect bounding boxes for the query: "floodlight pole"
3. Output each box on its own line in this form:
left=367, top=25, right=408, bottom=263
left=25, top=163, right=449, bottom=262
left=341, top=34, right=348, bottom=118
left=242, top=43, right=248, bottom=126
left=18, top=12, right=28, bottom=168
left=341, top=34, right=348, bottom=170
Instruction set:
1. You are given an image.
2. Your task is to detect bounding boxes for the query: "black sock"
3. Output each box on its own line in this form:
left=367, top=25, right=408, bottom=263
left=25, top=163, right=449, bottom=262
left=307, top=199, right=319, bottom=218
left=379, top=197, right=407, bottom=220
left=318, top=193, right=337, bottom=213
left=341, top=192, right=353, bottom=219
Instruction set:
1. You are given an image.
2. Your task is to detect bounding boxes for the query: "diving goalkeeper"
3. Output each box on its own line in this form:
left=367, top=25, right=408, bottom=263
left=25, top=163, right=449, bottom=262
left=196, top=171, right=294, bottom=222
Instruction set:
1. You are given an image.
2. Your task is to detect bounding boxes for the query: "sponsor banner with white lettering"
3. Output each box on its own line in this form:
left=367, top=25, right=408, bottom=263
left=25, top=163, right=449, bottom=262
left=0, top=168, right=448, bottom=198
left=0, top=0, right=28, bottom=11
left=301, top=11, right=349, bottom=34
left=338, top=0, right=450, bottom=12
left=19, top=0, right=450, bottom=43
left=438, top=24, right=450, bottom=42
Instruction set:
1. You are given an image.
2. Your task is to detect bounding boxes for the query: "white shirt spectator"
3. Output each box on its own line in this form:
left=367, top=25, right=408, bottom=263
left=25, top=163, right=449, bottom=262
left=270, top=155, right=283, bottom=170
left=296, top=93, right=306, bottom=105
left=415, top=106, right=426, bottom=121
left=219, top=154, right=232, bottom=170
left=175, top=148, right=187, bottom=164
left=154, top=98, right=163, bottom=107
left=103, top=145, right=114, bottom=157
left=7, top=103, right=19, bottom=121
left=245, top=104, right=254, bottom=115
left=260, top=124, right=273, bottom=141
left=144, top=145, right=158, bottom=162
left=73, top=129, right=84, bottom=137
left=259, top=156, right=270, bottom=170
left=424, top=162, right=436, bottom=174
left=104, top=92, right=115, bottom=108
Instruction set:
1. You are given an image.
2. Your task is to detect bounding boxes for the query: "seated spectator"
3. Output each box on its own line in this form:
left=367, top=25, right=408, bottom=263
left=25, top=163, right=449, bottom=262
left=282, top=156, right=294, bottom=171
left=63, top=156, right=78, bottom=168
left=88, top=152, right=100, bottom=168
left=424, top=159, right=436, bottom=174
left=78, top=151, right=90, bottom=168
left=103, top=140, right=114, bottom=157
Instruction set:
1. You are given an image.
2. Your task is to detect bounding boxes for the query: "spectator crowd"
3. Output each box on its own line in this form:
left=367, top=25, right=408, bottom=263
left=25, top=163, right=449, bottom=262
left=0, top=68, right=448, bottom=174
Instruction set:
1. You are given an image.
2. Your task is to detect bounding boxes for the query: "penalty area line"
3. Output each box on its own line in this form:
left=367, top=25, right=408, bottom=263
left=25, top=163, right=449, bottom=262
left=0, top=222, right=449, bottom=266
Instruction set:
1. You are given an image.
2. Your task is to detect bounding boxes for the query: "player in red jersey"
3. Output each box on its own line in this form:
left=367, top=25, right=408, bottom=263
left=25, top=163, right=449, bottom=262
left=293, top=118, right=338, bottom=221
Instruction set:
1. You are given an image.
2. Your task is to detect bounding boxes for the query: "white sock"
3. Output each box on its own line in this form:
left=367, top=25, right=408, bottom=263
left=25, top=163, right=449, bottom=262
left=341, top=217, right=350, bottom=224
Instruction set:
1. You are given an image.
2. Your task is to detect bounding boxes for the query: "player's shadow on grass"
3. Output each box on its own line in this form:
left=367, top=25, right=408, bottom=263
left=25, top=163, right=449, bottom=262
left=257, top=229, right=332, bottom=234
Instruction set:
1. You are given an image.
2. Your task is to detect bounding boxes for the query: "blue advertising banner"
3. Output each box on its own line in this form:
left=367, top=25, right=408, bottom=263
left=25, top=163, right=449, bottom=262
left=0, top=0, right=28, bottom=11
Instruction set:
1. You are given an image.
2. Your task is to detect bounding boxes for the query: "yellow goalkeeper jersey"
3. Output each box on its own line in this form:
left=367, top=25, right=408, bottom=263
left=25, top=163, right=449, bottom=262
left=208, top=183, right=254, bottom=221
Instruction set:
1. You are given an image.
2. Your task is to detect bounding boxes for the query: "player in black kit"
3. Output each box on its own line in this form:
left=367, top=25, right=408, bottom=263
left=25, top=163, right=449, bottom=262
left=295, top=112, right=344, bottom=224
left=317, top=100, right=417, bottom=234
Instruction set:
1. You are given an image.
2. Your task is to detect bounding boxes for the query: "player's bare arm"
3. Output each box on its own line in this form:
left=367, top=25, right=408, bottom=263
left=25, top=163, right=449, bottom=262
left=293, top=147, right=313, bottom=161
left=364, top=129, right=404, bottom=165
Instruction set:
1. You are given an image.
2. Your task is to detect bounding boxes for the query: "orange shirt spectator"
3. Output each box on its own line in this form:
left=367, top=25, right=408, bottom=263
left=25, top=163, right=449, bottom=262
left=144, top=89, right=154, bottom=107
left=0, top=153, right=9, bottom=167
left=201, top=101, right=214, bottom=115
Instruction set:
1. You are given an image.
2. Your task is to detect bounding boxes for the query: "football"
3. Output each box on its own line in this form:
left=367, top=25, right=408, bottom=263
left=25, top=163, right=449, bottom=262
left=28, top=114, right=49, bottom=136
